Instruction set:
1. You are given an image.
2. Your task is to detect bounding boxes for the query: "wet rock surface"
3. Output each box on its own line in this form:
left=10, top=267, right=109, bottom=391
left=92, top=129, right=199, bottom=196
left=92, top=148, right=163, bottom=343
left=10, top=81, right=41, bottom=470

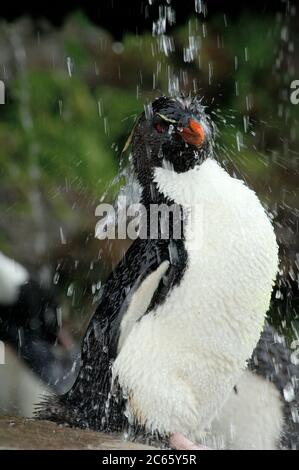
left=0, top=415, right=156, bottom=450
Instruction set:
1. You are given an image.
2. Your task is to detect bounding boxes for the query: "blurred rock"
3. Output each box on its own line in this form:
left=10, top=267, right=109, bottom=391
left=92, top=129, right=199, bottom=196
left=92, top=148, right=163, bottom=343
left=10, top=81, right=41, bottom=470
left=0, top=415, right=156, bottom=449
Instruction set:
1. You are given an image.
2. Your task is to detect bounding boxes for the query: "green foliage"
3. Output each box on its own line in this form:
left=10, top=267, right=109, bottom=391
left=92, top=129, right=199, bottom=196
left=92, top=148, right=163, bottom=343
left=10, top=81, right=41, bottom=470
left=0, top=71, right=119, bottom=194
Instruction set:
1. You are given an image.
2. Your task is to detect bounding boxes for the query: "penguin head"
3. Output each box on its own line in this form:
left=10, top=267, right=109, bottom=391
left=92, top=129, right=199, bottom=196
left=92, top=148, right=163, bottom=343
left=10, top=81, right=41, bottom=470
left=130, top=96, right=214, bottom=186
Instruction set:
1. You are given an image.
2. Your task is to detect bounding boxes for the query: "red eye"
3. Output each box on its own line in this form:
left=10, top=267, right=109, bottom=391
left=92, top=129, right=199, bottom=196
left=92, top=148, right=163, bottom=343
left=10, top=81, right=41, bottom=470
left=154, top=123, right=165, bottom=133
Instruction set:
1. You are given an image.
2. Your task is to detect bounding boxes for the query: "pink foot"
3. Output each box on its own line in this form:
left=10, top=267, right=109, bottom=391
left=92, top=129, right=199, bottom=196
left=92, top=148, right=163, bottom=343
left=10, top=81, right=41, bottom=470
left=169, top=432, right=210, bottom=450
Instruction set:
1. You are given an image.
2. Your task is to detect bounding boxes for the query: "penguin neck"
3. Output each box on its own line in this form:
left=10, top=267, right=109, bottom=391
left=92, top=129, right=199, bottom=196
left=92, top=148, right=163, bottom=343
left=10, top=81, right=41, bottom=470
left=139, top=175, right=185, bottom=242
left=140, top=179, right=173, bottom=208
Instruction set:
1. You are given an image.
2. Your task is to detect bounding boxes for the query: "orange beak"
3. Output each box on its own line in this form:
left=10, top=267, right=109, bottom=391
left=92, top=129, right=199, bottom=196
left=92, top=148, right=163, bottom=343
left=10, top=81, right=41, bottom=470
left=178, top=118, right=205, bottom=147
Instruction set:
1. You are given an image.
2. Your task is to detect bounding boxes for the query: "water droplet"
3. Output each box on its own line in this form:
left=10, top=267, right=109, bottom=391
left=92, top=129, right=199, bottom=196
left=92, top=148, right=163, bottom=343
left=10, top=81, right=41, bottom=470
left=53, top=272, right=60, bottom=285
left=283, top=383, right=295, bottom=402
left=67, top=283, right=74, bottom=297
left=59, top=227, right=66, bottom=245
left=112, top=42, right=124, bottom=54
left=66, top=56, right=73, bottom=77
left=290, top=349, right=299, bottom=366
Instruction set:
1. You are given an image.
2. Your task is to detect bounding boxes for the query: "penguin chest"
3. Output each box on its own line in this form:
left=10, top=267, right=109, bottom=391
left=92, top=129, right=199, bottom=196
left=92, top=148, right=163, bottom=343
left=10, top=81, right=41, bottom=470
left=114, top=159, right=279, bottom=436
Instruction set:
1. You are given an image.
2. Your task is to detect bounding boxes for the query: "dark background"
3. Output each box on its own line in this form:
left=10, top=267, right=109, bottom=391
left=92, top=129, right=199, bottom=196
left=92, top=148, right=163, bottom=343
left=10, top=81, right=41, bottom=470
left=0, top=1, right=289, bottom=38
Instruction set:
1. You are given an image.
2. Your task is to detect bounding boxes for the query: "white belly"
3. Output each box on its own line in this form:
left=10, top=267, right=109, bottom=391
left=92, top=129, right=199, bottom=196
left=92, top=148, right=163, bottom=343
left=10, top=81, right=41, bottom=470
left=113, top=159, right=279, bottom=438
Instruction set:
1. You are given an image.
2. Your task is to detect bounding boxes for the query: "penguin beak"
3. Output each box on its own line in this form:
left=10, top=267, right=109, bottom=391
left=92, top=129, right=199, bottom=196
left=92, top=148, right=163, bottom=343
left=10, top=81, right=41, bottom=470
left=177, top=118, right=205, bottom=147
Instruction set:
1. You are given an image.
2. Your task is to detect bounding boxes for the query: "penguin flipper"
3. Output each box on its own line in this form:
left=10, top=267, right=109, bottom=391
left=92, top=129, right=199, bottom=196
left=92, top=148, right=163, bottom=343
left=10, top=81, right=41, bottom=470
left=90, top=238, right=176, bottom=355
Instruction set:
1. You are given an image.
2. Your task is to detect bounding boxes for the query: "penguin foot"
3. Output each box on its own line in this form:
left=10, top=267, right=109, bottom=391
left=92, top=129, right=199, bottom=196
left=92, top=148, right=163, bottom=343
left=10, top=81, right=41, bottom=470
left=169, top=432, right=210, bottom=450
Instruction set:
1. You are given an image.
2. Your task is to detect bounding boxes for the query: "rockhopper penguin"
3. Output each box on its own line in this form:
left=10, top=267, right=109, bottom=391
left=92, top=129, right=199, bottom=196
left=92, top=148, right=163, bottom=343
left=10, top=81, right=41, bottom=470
left=38, top=96, right=279, bottom=449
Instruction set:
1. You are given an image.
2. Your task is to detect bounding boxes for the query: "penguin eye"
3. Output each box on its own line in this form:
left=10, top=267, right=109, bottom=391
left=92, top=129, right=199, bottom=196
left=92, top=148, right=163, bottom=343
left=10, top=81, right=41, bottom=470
left=153, top=113, right=176, bottom=134
left=154, top=122, right=166, bottom=133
